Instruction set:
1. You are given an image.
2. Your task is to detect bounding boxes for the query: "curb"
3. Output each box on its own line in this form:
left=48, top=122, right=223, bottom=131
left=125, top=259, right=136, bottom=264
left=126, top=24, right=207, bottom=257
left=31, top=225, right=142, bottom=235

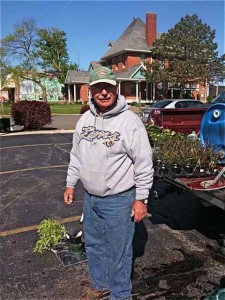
left=0, top=129, right=74, bottom=137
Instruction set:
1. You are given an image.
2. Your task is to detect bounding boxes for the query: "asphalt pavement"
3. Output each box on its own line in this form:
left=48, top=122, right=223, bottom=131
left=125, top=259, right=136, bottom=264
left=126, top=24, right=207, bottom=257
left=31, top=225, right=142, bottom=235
left=0, top=117, right=225, bottom=300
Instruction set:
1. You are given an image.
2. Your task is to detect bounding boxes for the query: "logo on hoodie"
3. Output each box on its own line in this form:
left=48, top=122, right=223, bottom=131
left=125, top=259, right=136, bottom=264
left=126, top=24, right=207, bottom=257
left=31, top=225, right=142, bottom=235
left=80, top=126, right=120, bottom=148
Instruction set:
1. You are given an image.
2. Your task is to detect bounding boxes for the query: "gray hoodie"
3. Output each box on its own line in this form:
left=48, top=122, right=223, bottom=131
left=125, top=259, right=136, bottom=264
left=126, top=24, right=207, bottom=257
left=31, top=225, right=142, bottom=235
left=66, top=95, right=154, bottom=200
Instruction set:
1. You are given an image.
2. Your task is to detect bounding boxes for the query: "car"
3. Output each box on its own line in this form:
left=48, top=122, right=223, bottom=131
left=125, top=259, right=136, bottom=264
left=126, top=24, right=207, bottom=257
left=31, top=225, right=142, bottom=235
left=207, top=91, right=225, bottom=107
left=212, top=91, right=225, bottom=104
left=141, top=99, right=203, bottom=123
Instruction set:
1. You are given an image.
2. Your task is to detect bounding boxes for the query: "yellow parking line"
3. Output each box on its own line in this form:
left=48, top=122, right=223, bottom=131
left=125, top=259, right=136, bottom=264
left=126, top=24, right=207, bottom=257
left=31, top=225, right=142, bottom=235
left=0, top=142, right=71, bottom=150
left=0, top=165, right=68, bottom=175
left=0, top=215, right=82, bottom=237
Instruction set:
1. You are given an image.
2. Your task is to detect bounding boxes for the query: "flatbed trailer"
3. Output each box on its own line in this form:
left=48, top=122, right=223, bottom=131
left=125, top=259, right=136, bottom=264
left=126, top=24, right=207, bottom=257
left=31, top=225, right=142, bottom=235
left=164, top=176, right=225, bottom=211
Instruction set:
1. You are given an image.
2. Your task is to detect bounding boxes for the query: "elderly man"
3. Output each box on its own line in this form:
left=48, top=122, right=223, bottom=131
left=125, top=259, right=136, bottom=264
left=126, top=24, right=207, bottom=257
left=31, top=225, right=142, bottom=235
left=64, top=66, right=154, bottom=300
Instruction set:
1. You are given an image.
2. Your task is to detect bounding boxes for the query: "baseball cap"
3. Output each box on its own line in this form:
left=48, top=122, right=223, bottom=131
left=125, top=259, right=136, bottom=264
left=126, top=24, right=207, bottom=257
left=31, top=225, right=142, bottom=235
left=89, top=66, right=117, bottom=86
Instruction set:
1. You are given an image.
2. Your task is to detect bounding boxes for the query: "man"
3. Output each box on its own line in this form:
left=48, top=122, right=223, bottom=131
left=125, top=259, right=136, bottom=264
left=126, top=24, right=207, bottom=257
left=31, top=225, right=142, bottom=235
left=64, top=66, right=154, bottom=300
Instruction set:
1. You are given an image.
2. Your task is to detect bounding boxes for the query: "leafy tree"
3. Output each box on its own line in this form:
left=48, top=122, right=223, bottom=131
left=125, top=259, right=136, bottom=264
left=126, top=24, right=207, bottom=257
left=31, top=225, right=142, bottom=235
left=1, top=19, right=77, bottom=101
left=35, top=27, right=78, bottom=83
left=143, top=14, right=225, bottom=98
left=1, top=19, right=49, bottom=101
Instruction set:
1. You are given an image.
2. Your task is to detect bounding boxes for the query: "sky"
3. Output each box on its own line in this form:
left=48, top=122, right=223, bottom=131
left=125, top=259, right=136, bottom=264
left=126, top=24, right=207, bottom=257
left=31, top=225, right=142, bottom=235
left=1, top=0, right=225, bottom=71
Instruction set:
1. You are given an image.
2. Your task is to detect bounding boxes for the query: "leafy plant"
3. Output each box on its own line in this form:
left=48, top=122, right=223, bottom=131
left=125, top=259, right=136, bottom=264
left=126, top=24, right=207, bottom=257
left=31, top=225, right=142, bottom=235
left=12, top=100, right=52, bottom=130
left=80, top=104, right=90, bottom=114
left=33, top=219, right=67, bottom=253
left=146, top=124, right=219, bottom=176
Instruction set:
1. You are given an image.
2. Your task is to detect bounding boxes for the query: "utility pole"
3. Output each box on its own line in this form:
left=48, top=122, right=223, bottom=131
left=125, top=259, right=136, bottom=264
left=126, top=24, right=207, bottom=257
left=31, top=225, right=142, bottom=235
left=77, top=52, right=80, bottom=69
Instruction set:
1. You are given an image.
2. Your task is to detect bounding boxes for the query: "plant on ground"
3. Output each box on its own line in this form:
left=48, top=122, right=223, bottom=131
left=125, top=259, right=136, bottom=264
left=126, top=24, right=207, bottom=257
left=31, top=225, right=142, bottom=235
left=33, top=219, right=67, bottom=253
left=12, top=100, right=52, bottom=129
left=80, top=104, right=90, bottom=114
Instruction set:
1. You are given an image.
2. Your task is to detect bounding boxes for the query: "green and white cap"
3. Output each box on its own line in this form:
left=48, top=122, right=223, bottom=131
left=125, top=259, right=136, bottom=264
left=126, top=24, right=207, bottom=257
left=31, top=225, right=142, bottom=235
left=89, top=66, right=117, bottom=86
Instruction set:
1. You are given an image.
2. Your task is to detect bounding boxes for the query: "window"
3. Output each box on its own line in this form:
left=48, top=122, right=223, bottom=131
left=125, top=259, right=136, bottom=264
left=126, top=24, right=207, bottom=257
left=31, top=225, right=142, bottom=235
left=106, top=59, right=112, bottom=69
left=122, top=54, right=126, bottom=67
left=140, top=53, right=146, bottom=63
left=175, top=102, right=187, bottom=108
left=130, top=82, right=136, bottom=96
left=114, top=57, right=118, bottom=69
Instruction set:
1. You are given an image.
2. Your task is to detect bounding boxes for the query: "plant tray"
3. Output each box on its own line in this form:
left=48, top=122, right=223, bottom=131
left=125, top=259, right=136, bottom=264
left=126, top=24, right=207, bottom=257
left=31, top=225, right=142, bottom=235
left=51, top=234, right=87, bottom=267
left=154, top=164, right=218, bottom=179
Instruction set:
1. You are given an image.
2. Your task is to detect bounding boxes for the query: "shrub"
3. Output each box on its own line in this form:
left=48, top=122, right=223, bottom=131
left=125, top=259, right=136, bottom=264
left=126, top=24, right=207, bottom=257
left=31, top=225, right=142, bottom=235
left=129, top=102, right=146, bottom=107
left=80, top=104, right=90, bottom=114
left=12, top=100, right=52, bottom=130
left=207, top=95, right=214, bottom=102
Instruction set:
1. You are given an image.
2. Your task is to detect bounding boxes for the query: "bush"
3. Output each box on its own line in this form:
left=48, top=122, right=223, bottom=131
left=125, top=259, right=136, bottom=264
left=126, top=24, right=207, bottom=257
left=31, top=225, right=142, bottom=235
left=207, top=95, right=214, bottom=102
left=12, top=101, right=52, bottom=130
left=129, top=101, right=146, bottom=107
left=80, top=104, right=90, bottom=114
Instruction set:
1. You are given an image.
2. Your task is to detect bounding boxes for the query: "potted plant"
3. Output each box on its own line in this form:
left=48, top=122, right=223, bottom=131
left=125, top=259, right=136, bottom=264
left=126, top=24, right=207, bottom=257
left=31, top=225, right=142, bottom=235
left=146, top=125, right=219, bottom=178
left=33, top=219, right=67, bottom=254
left=33, top=219, right=86, bottom=266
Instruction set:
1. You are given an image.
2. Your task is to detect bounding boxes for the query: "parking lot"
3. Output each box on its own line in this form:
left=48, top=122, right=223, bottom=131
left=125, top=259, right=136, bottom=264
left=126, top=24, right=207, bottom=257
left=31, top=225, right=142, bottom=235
left=1, top=130, right=225, bottom=299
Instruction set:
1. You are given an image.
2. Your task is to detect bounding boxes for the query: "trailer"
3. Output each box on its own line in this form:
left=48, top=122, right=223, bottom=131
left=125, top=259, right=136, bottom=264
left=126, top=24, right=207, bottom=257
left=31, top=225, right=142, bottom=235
left=164, top=170, right=225, bottom=211
left=151, top=101, right=225, bottom=209
left=151, top=102, right=225, bottom=250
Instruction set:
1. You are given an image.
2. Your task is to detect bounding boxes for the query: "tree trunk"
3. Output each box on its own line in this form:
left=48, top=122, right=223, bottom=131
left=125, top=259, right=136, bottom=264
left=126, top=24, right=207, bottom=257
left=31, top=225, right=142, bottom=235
left=15, top=85, right=20, bottom=102
left=34, top=81, right=47, bottom=102
left=42, top=86, right=47, bottom=102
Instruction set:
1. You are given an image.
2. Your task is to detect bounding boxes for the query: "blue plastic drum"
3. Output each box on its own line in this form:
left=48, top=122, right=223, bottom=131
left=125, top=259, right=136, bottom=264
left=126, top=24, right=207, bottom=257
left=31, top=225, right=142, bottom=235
left=200, top=103, right=225, bottom=163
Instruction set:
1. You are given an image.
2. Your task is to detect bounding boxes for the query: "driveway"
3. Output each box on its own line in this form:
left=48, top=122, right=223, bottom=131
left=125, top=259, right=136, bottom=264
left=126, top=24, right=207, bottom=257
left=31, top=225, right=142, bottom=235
left=0, top=132, right=225, bottom=299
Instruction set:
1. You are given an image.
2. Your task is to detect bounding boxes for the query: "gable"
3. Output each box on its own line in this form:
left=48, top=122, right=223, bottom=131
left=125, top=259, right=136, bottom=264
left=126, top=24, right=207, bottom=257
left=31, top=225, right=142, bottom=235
left=132, top=68, right=146, bottom=79
left=101, top=18, right=151, bottom=60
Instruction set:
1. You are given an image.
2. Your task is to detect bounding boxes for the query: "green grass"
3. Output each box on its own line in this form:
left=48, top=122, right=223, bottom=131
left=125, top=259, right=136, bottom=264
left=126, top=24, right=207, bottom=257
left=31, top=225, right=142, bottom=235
left=1, top=103, right=11, bottom=116
left=49, top=103, right=83, bottom=114
left=1, top=102, right=84, bottom=116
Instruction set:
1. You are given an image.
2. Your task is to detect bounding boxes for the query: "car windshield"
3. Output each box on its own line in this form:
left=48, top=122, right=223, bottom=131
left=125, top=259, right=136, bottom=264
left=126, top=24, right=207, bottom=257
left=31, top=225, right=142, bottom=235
left=212, top=92, right=225, bottom=103
left=150, top=100, right=173, bottom=108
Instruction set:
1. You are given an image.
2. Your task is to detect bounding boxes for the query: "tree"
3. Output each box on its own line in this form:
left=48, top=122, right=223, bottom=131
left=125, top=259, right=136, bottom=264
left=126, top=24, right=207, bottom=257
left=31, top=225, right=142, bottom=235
left=1, top=19, right=77, bottom=101
left=1, top=19, right=49, bottom=101
left=35, top=27, right=78, bottom=83
left=143, top=14, right=225, bottom=98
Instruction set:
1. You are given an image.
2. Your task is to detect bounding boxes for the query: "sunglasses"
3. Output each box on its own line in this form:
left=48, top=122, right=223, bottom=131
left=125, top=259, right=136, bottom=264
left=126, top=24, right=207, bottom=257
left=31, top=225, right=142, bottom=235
left=91, top=84, right=117, bottom=93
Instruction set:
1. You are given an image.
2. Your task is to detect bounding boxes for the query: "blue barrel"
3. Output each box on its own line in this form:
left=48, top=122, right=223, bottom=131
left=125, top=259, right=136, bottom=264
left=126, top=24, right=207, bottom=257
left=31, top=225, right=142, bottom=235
left=200, top=103, right=225, bottom=163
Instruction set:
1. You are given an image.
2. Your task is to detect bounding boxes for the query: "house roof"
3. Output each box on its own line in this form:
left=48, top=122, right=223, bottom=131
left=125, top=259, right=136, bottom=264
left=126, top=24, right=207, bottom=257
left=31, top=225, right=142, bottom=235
left=116, top=65, right=142, bottom=79
left=101, top=18, right=152, bottom=60
left=65, top=70, right=90, bottom=84
left=88, top=61, right=102, bottom=71
left=66, top=65, right=146, bottom=84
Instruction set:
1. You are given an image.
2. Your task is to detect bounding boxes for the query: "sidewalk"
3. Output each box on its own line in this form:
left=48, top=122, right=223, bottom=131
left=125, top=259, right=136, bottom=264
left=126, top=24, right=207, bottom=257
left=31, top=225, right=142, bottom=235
left=1, top=115, right=81, bottom=136
left=45, top=114, right=81, bottom=130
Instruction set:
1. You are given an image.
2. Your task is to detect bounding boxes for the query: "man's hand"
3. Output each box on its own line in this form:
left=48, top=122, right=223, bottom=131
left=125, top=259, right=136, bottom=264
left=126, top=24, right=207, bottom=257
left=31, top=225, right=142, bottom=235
left=131, top=200, right=148, bottom=222
left=64, top=187, right=75, bottom=205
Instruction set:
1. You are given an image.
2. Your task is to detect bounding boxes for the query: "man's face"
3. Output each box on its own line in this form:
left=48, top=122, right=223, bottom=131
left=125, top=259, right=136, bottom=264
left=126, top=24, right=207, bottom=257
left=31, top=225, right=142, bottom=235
left=89, top=83, right=118, bottom=113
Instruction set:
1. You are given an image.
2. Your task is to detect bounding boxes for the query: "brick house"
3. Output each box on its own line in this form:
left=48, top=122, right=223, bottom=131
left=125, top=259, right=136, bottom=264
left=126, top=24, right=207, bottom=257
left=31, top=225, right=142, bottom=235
left=65, top=12, right=207, bottom=103
left=65, top=13, right=158, bottom=103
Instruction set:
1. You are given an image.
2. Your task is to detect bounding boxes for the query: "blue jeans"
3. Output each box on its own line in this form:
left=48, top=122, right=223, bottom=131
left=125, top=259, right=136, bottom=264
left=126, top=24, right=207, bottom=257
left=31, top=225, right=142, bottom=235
left=83, top=188, right=135, bottom=300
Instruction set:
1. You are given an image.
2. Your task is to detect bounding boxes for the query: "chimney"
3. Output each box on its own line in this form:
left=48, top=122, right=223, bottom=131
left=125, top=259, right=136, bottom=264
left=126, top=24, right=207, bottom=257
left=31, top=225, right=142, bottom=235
left=146, top=12, right=157, bottom=47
